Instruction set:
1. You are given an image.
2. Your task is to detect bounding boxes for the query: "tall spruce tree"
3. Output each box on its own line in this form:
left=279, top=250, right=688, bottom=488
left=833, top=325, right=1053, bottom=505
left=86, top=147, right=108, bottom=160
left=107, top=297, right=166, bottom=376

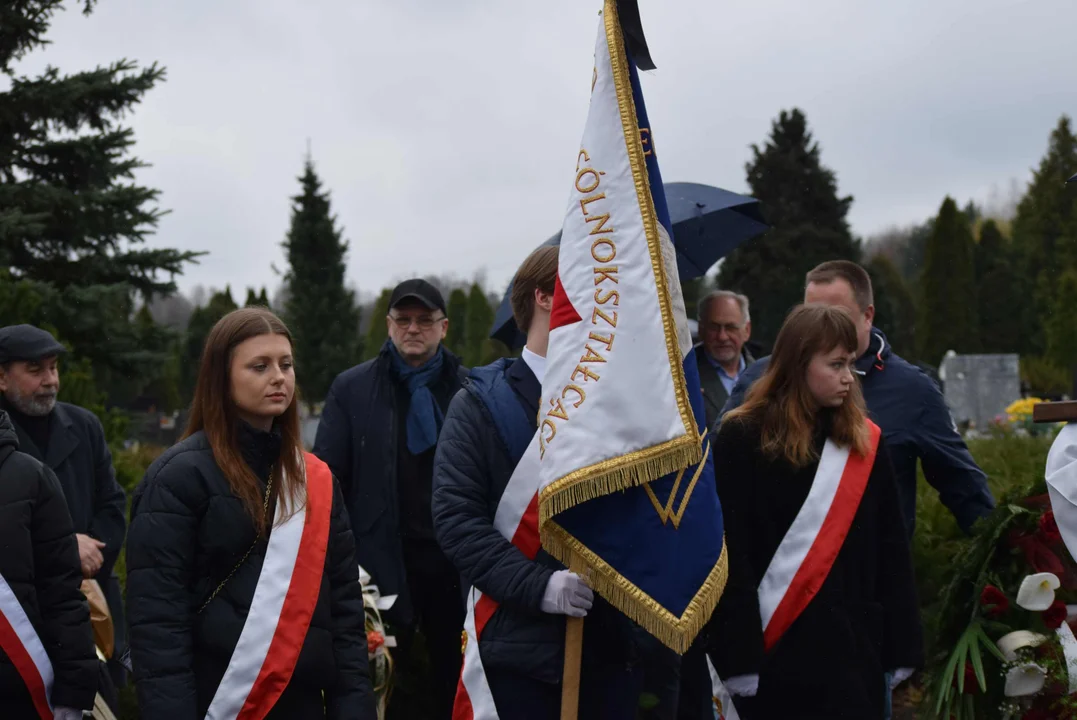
left=917, top=197, right=979, bottom=364
left=975, top=220, right=1022, bottom=353
left=464, top=283, right=495, bottom=367
left=363, top=289, right=392, bottom=362
left=244, top=287, right=270, bottom=307
left=866, top=254, right=917, bottom=359
left=282, top=157, right=361, bottom=407
left=1046, top=270, right=1077, bottom=375
left=0, top=1, right=199, bottom=389
left=718, top=109, right=861, bottom=348
left=1011, top=115, right=1077, bottom=356
left=445, top=287, right=468, bottom=356
left=182, top=287, right=238, bottom=398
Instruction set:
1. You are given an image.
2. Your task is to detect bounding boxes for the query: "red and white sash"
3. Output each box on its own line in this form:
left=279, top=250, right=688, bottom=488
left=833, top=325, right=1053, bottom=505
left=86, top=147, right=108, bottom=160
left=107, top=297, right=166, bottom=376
left=454, top=434, right=542, bottom=720
left=0, top=571, right=54, bottom=719
left=204, top=452, right=333, bottom=720
left=757, top=420, right=881, bottom=650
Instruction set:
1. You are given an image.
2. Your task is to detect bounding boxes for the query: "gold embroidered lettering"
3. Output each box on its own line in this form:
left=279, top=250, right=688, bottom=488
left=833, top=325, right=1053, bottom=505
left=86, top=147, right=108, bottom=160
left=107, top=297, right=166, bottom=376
left=586, top=213, right=614, bottom=236
left=593, top=266, right=618, bottom=285
left=590, top=239, right=616, bottom=264
left=575, top=149, right=590, bottom=172
left=587, top=331, right=615, bottom=352
left=579, top=193, right=605, bottom=217
left=562, top=384, right=586, bottom=408
left=547, top=397, right=569, bottom=421
left=575, top=167, right=603, bottom=194
left=571, top=365, right=601, bottom=383
left=591, top=307, right=618, bottom=328
left=594, top=288, right=619, bottom=306
left=580, top=344, right=606, bottom=364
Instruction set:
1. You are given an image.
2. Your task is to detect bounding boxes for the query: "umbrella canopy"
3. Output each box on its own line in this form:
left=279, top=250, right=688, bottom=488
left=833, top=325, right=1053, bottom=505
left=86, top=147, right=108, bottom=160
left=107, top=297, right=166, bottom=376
left=1069, top=172, right=1077, bottom=183
left=490, top=182, right=767, bottom=347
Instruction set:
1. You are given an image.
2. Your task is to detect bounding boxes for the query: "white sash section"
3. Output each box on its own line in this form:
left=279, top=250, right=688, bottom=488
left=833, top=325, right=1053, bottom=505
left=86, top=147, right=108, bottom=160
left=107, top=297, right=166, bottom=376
left=494, top=431, right=541, bottom=537
left=204, top=497, right=307, bottom=720
left=0, top=571, right=53, bottom=710
left=757, top=439, right=848, bottom=631
left=460, top=589, right=498, bottom=720
left=1047, top=424, right=1077, bottom=564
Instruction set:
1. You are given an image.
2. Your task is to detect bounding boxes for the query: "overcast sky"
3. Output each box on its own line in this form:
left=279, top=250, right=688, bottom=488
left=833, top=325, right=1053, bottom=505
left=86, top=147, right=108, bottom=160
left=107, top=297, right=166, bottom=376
left=21, top=0, right=1075, bottom=301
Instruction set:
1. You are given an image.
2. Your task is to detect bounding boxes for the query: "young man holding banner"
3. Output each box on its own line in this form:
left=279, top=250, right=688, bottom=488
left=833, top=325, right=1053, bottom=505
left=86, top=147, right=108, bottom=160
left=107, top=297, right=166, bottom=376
left=432, top=246, right=642, bottom=719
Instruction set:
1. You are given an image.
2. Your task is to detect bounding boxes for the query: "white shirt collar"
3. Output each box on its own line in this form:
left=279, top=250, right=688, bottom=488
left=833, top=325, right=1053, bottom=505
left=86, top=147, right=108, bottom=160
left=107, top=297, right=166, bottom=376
left=521, top=346, right=546, bottom=385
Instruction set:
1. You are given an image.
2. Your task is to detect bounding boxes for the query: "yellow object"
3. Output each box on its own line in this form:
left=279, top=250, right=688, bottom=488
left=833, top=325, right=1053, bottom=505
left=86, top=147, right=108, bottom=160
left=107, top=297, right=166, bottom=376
left=1007, top=397, right=1043, bottom=424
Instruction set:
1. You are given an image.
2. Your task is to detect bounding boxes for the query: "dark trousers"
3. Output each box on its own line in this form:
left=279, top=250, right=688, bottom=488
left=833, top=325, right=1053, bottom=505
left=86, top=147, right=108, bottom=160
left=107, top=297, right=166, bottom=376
left=485, top=656, right=642, bottom=720
left=387, top=540, right=465, bottom=720
left=676, top=638, right=713, bottom=720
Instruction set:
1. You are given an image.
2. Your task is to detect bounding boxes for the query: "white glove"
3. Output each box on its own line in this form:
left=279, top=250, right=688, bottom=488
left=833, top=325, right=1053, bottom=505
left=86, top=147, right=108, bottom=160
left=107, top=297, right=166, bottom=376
left=540, top=570, right=593, bottom=617
left=889, top=667, right=915, bottom=689
left=723, top=674, right=759, bottom=697
left=54, top=708, right=84, bottom=720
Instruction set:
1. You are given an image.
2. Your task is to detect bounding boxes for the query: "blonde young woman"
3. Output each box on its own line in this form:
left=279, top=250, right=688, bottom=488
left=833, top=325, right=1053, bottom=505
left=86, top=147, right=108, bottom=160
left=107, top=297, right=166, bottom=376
left=709, top=304, right=923, bottom=719
left=126, top=308, right=375, bottom=719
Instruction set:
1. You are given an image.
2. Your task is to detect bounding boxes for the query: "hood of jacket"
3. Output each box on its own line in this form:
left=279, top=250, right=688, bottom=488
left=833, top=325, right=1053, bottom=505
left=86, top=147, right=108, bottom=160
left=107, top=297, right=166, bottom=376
left=0, top=410, right=18, bottom=454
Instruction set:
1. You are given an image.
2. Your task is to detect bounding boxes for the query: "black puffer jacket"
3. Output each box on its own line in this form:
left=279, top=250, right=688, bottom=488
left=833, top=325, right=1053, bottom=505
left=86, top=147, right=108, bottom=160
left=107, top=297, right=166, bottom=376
left=0, top=411, right=97, bottom=714
left=126, top=424, right=376, bottom=719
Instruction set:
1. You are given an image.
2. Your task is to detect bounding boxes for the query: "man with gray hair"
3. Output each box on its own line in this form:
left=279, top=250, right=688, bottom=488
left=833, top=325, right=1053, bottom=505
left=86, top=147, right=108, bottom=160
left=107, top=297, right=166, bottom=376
left=695, top=290, right=754, bottom=430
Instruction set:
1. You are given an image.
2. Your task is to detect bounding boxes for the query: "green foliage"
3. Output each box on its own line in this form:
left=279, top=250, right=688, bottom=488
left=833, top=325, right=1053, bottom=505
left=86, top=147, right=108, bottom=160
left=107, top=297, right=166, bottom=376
left=1021, top=355, right=1073, bottom=397
left=718, top=108, right=861, bottom=349
left=1011, top=116, right=1077, bottom=357
left=1, top=0, right=197, bottom=423
left=244, top=287, right=270, bottom=308
left=975, top=220, right=1023, bottom=355
left=363, top=288, right=392, bottom=361
left=445, top=288, right=468, bottom=356
left=1046, top=270, right=1077, bottom=374
left=463, top=283, right=498, bottom=367
left=181, top=287, right=238, bottom=397
left=282, top=158, right=361, bottom=406
left=866, top=254, right=917, bottom=360
left=918, top=197, right=979, bottom=364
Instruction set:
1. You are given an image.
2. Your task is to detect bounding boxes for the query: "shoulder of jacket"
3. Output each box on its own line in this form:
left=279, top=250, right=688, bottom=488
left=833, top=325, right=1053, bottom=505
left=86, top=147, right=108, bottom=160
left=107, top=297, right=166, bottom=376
left=144, top=433, right=212, bottom=483
left=331, top=357, right=381, bottom=388
left=55, top=401, right=104, bottom=430
left=0, top=448, right=50, bottom=484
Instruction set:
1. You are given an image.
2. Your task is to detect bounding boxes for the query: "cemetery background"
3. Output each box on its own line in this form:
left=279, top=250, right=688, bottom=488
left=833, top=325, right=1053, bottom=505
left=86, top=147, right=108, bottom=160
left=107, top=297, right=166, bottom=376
left=3, top=2, right=1077, bottom=718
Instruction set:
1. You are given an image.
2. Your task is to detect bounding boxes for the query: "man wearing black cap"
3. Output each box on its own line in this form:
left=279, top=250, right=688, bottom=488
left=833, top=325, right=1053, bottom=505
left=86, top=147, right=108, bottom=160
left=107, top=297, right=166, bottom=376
left=0, top=324, right=127, bottom=686
left=314, top=279, right=467, bottom=719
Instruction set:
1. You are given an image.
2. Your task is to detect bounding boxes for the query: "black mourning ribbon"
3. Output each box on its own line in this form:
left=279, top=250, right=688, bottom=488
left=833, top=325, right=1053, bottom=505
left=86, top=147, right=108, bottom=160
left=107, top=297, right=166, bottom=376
left=616, top=0, right=656, bottom=71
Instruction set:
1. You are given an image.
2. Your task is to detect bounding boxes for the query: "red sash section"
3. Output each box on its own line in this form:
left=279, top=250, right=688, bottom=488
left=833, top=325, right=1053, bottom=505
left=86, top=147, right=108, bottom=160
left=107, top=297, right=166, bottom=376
left=0, top=606, right=51, bottom=719
left=237, top=452, right=333, bottom=720
left=762, top=422, right=881, bottom=651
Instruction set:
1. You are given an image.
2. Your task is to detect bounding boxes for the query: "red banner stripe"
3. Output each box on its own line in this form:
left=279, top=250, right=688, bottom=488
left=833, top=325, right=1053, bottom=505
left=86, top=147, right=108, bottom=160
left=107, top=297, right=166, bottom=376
left=237, top=453, right=333, bottom=720
left=0, top=609, right=50, bottom=719
left=763, top=422, right=881, bottom=651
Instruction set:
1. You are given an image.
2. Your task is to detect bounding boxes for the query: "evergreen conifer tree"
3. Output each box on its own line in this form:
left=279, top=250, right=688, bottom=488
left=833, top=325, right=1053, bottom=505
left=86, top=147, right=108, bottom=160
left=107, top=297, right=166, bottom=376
left=866, top=254, right=917, bottom=359
left=718, top=109, right=860, bottom=348
left=1011, top=115, right=1077, bottom=355
left=464, top=283, right=494, bottom=367
left=0, top=0, right=199, bottom=386
left=917, top=197, right=979, bottom=364
left=363, top=289, right=392, bottom=362
left=975, top=220, right=1022, bottom=354
left=182, top=287, right=238, bottom=397
left=282, top=157, right=361, bottom=407
left=446, top=287, right=468, bottom=356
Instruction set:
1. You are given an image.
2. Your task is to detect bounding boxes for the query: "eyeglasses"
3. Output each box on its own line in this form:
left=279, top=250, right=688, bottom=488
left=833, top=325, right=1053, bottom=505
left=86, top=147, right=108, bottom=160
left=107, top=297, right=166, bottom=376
left=390, top=314, right=445, bottom=330
left=702, top=322, right=745, bottom=335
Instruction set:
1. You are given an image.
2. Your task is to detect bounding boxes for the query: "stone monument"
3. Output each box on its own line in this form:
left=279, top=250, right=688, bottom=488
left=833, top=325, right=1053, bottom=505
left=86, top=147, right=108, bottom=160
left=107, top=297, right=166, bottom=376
left=938, top=353, right=1021, bottom=430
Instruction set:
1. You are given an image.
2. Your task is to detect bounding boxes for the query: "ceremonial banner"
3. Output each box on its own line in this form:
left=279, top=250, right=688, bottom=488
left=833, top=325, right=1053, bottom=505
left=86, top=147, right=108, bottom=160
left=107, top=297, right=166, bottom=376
left=537, top=0, right=726, bottom=653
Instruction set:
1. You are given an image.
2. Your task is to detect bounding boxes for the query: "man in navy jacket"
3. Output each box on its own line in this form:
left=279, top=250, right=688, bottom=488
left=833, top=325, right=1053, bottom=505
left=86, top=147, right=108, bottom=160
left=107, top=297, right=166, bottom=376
left=721, top=260, right=995, bottom=538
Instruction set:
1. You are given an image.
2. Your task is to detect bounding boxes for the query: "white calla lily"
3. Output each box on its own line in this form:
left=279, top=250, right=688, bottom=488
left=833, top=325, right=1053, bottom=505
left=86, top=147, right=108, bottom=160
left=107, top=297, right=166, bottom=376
left=997, top=630, right=1049, bottom=662
left=1016, top=573, right=1061, bottom=611
left=1004, top=663, right=1047, bottom=697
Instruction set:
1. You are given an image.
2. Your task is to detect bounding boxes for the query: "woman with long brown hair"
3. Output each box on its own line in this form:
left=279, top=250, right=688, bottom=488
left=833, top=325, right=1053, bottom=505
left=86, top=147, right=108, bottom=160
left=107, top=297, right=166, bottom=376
left=708, top=304, right=922, bottom=719
left=125, top=308, right=375, bottom=719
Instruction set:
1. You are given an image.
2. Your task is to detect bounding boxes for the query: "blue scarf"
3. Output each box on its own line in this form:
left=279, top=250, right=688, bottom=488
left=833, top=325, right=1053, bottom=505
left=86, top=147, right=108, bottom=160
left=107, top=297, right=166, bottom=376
left=387, top=341, right=446, bottom=455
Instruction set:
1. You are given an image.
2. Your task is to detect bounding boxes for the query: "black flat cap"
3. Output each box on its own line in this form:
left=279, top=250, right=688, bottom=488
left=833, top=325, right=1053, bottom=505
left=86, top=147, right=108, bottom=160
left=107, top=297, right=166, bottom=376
left=389, top=279, right=446, bottom=315
left=0, top=325, right=67, bottom=364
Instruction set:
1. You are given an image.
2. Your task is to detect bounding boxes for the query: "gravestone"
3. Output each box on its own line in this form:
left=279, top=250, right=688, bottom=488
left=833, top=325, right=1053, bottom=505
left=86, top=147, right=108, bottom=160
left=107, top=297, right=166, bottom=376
left=938, top=353, right=1021, bottom=430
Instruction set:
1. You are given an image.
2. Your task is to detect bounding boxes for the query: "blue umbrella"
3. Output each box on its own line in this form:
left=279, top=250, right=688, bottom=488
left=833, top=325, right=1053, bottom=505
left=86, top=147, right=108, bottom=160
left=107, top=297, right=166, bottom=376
left=490, top=182, right=767, bottom=347
left=1069, top=172, right=1076, bottom=183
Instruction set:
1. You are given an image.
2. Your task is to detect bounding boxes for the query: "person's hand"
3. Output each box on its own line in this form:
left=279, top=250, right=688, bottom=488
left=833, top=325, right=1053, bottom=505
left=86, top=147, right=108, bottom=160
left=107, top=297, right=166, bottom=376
left=540, top=570, right=593, bottom=617
left=76, top=533, right=105, bottom=578
left=723, top=674, right=759, bottom=697
left=53, top=706, right=84, bottom=720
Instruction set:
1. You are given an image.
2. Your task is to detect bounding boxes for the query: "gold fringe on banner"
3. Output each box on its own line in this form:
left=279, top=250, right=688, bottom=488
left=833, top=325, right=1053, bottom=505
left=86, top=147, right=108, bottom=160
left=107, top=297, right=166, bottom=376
left=542, top=520, right=729, bottom=654
left=538, top=435, right=701, bottom=526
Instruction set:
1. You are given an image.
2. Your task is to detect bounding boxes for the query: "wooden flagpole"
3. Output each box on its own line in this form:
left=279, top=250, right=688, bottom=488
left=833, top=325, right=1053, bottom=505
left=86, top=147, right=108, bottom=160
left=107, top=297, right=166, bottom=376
left=560, top=617, right=584, bottom=720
